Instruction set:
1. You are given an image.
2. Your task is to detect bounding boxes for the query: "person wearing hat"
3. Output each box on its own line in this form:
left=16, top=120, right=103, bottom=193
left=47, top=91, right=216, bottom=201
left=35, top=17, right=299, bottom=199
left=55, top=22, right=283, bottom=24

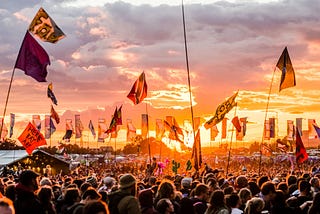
left=14, top=169, right=45, bottom=214
left=108, top=173, right=141, bottom=214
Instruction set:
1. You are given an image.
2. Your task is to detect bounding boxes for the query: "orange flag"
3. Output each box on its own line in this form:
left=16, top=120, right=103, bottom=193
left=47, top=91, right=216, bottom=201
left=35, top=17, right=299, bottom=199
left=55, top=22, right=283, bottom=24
left=18, top=122, right=47, bottom=154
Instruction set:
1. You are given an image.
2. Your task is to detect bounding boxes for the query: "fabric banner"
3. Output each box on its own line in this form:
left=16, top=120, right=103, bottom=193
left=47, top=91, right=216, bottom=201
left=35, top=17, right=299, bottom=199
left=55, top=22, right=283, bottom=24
left=141, top=114, right=149, bottom=139
left=75, top=114, right=84, bottom=138
left=88, top=120, right=96, bottom=138
left=210, top=125, right=219, bottom=141
left=18, top=122, right=47, bottom=154
left=296, top=128, right=308, bottom=163
left=32, top=115, right=41, bottom=131
left=62, top=119, right=73, bottom=142
left=296, top=118, right=303, bottom=136
left=221, top=118, right=227, bottom=139
left=47, top=82, right=58, bottom=105
left=164, top=116, right=184, bottom=143
left=98, top=118, right=107, bottom=142
left=0, top=118, right=8, bottom=141
left=264, top=120, right=270, bottom=140
left=269, top=118, right=275, bottom=138
left=44, top=115, right=56, bottom=139
left=10, top=113, right=15, bottom=138
left=51, top=105, right=60, bottom=124
left=308, top=119, right=317, bottom=139
left=126, top=119, right=136, bottom=142
left=287, top=120, right=294, bottom=141
left=156, top=119, right=165, bottom=141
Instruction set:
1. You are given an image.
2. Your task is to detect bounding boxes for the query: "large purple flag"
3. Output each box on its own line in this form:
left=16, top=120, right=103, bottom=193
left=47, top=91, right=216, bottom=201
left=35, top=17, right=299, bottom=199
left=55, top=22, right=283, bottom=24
left=15, top=31, right=50, bottom=82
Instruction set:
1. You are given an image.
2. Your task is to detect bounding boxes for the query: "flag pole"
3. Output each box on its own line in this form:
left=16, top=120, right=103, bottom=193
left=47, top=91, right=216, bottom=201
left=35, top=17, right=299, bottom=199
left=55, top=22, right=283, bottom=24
left=0, top=68, right=16, bottom=140
left=258, top=67, right=276, bottom=176
left=181, top=0, right=197, bottom=172
left=226, top=104, right=238, bottom=177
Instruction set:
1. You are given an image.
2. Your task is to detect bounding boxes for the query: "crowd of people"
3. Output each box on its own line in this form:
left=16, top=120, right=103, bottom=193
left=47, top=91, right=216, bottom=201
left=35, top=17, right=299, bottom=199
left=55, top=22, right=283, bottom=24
left=1, top=156, right=320, bottom=214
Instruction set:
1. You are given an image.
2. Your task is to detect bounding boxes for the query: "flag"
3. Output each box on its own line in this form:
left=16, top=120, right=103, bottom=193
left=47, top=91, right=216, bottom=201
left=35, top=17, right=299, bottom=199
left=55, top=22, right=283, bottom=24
left=141, top=114, right=149, bottom=139
left=18, top=122, right=47, bottom=154
left=9, top=113, right=15, bottom=138
left=127, top=72, right=147, bottom=105
left=98, top=118, right=107, bottom=142
left=156, top=119, right=165, bottom=141
left=276, top=47, right=296, bottom=91
left=192, top=130, right=202, bottom=171
left=88, top=120, right=96, bottom=138
left=313, top=124, right=320, bottom=139
left=236, top=117, right=247, bottom=141
left=28, top=7, right=65, bottom=43
left=308, top=119, right=318, bottom=139
left=0, top=119, right=8, bottom=141
left=15, top=31, right=50, bottom=82
left=194, top=117, right=201, bottom=131
left=269, top=118, right=275, bottom=138
left=45, top=115, right=56, bottom=139
left=164, top=116, right=184, bottom=143
left=231, top=116, right=241, bottom=132
left=47, top=82, right=58, bottom=105
left=126, top=119, right=136, bottom=142
left=296, top=118, right=303, bottom=136
left=296, top=129, right=308, bottom=163
left=221, top=118, right=227, bottom=139
left=210, top=125, right=219, bottom=141
left=264, top=120, right=270, bottom=140
left=287, top=120, right=294, bottom=140
left=50, top=105, right=60, bottom=124
left=32, top=115, right=41, bottom=131
left=105, top=107, right=121, bottom=134
left=62, top=119, right=73, bottom=142
left=75, top=114, right=84, bottom=138
left=204, top=92, right=238, bottom=129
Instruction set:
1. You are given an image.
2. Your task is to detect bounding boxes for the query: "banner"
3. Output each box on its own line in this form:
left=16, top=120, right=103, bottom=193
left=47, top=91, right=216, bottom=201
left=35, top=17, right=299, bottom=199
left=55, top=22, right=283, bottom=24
left=287, top=120, right=294, bottom=141
left=98, top=118, right=107, bottom=142
left=269, top=118, right=275, bottom=138
left=75, top=114, right=84, bottom=138
left=221, top=118, right=227, bottom=139
left=264, top=120, right=270, bottom=140
left=156, top=119, right=165, bottom=141
left=141, top=114, right=149, bottom=139
left=45, top=115, right=56, bottom=139
left=210, top=125, right=219, bottom=141
left=308, top=119, right=317, bottom=139
left=296, top=118, right=303, bottom=136
left=0, top=118, right=8, bottom=141
left=10, top=113, right=15, bottom=138
left=126, top=119, right=136, bottom=142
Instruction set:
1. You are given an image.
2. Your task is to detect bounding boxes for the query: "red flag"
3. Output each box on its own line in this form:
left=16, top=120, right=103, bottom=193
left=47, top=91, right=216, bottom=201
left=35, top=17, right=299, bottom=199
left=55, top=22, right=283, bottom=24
left=192, top=130, right=202, bottom=171
left=231, top=116, right=241, bottom=132
left=141, top=114, right=148, bottom=139
left=221, top=118, right=227, bottom=139
left=51, top=105, right=60, bottom=124
left=15, top=31, right=50, bottom=82
left=164, top=116, right=184, bottom=143
left=296, top=129, right=308, bottom=163
left=127, top=72, right=147, bottom=105
left=18, top=122, right=47, bottom=154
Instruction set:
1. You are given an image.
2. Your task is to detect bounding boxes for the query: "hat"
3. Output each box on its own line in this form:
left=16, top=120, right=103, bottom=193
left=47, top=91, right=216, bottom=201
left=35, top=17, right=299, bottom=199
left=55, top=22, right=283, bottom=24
left=86, top=176, right=98, bottom=188
left=103, top=176, right=115, bottom=186
left=19, top=170, right=39, bottom=185
left=119, top=174, right=136, bottom=189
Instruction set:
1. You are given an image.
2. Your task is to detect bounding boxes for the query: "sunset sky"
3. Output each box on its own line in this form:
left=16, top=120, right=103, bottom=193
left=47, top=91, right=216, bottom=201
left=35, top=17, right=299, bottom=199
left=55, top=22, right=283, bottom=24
left=1, top=0, right=320, bottom=148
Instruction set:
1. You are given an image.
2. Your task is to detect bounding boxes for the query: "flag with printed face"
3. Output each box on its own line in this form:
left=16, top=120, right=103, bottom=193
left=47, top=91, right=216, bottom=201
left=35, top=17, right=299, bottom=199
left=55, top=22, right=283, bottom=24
left=18, top=122, right=47, bottom=154
left=15, top=31, right=50, bottom=82
left=98, top=118, right=108, bottom=142
left=45, top=115, right=56, bottom=139
left=88, top=120, right=96, bottom=138
left=204, top=92, right=238, bottom=129
left=0, top=118, right=8, bottom=141
left=164, top=116, right=184, bottom=143
left=32, top=115, right=41, bottom=131
left=126, top=119, right=136, bottom=142
left=141, top=114, right=149, bottom=139
left=29, top=7, right=65, bottom=43
left=156, top=119, right=165, bottom=141
left=51, top=105, right=60, bottom=124
left=62, top=119, right=73, bottom=142
left=9, top=113, right=15, bottom=138
left=276, top=47, right=296, bottom=91
left=296, top=129, right=308, bottom=163
left=127, top=72, right=147, bottom=105
left=47, top=82, right=58, bottom=105
left=308, top=119, right=318, bottom=139
left=75, top=114, right=84, bottom=138
left=210, top=125, right=219, bottom=141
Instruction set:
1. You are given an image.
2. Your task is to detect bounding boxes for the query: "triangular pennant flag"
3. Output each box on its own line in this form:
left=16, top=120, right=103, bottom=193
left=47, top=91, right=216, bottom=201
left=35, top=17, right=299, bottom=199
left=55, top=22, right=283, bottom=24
left=15, top=31, right=50, bottom=82
left=28, top=7, right=65, bottom=43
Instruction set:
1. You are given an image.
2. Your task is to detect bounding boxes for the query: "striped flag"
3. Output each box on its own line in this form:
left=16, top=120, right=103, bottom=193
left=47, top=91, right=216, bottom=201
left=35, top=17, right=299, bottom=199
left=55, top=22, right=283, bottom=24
left=29, top=7, right=65, bottom=43
left=127, top=72, right=147, bottom=105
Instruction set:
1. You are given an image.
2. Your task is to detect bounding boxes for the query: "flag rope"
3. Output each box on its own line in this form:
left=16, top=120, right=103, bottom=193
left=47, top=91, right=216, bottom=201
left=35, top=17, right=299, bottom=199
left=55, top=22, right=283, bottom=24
left=258, top=66, right=276, bottom=175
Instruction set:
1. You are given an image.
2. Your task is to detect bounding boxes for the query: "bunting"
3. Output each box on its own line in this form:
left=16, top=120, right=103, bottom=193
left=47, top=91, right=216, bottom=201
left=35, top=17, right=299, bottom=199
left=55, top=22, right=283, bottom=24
left=47, top=82, right=58, bottom=105
left=15, top=31, right=50, bottom=82
left=276, top=47, right=296, bottom=91
left=18, top=122, right=47, bottom=154
left=127, top=72, right=147, bottom=105
left=28, top=7, right=65, bottom=43
left=204, top=92, right=238, bottom=129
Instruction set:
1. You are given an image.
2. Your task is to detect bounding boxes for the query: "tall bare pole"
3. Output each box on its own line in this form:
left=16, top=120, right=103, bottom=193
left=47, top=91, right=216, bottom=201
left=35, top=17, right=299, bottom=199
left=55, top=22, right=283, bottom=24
left=182, top=0, right=197, bottom=170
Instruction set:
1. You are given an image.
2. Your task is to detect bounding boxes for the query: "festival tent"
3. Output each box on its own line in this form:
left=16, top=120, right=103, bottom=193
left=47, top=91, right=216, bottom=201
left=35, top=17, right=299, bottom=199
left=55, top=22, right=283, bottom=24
left=1, top=149, right=69, bottom=175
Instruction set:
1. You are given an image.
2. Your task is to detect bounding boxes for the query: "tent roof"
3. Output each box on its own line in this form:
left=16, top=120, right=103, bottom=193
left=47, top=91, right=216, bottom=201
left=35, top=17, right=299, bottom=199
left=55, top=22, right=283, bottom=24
left=0, top=150, right=28, bottom=166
